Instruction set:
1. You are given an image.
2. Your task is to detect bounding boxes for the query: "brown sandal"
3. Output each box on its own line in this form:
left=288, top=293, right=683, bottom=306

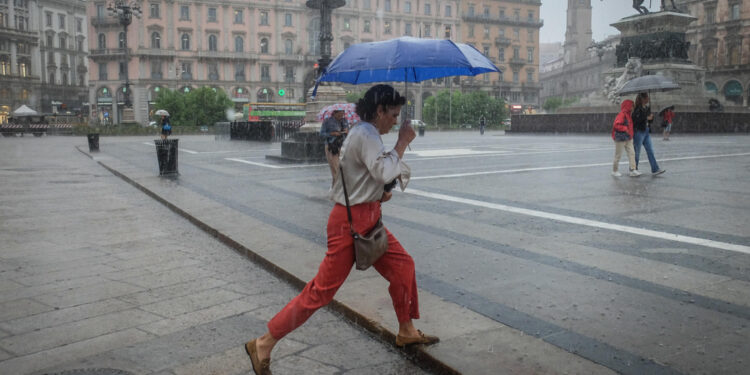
left=245, top=339, right=272, bottom=375
left=395, top=330, right=440, bottom=347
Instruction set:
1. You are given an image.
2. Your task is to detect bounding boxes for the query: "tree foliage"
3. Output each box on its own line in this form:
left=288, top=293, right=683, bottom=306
left=345, top=89, right=367, bottom=104
left=153, top=87, right=233, bottom=126
left=542, top=96, right=579, bottom=113
left=422, top=89, right=507, bottom=128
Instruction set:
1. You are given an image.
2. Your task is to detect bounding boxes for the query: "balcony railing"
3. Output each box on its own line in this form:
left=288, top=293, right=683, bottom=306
left=462, top=15, right=544, bottom=28
left=509, top=57, right=526, bottom=66
left=90, top=17, right=120, bottom=28
left=89, top=48, right=129, bottom=59
left=279, top=54, right=304, bottom=63
left=137, top=48, right=177, bottom=58
left=0, top=26, right=38, bottom=40
left=495, top=37, right=511, bottom=46
left=197, top=50, right=259, bottom=60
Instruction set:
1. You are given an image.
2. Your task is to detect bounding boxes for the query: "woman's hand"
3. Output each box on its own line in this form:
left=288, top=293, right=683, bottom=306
left=380, top=191, right=393, bottom=202
left=394, top=119, right=416, bottom=158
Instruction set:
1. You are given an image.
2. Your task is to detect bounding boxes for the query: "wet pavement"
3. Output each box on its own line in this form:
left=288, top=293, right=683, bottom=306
left=2, top=131, right=749, bottom=374
left=0, top=137, right=428, bottom=375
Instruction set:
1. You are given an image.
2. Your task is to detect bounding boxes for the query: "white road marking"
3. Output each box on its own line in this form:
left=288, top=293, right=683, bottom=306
left=225, top=158, right=326, bottom=169
left=408, top=148, right=509, bottom=157
left=405, top=188, right=750, bottom=255
left=406, top=147, right=612, bottom=162
left=413, top=152, right=750, bottom=180
left=180, top=148, right=199, bottom=154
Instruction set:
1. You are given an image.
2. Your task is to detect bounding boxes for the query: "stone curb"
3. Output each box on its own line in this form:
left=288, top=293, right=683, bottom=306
left=76, top=146, right=460, bottom=375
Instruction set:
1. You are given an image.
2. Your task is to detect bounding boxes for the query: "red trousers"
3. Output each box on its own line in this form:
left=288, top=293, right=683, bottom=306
left=268, top=201, right=420, bottom=340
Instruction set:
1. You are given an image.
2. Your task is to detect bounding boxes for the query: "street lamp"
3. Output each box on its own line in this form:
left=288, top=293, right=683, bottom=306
left=107, top=1, right=141, bottom=108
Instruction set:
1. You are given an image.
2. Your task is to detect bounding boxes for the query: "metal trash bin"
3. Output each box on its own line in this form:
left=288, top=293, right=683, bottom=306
left=418, top=125, right=425, bottom=137
left=154, top=139, right=179, bottom=176
left=87, top=133, right=99, bottom=152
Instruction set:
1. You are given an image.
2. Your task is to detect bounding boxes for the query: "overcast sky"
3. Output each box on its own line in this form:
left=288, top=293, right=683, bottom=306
left=540, top=1, right=664, bottom=43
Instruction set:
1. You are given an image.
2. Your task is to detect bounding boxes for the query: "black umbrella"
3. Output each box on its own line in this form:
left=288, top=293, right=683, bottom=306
left=616, top=75, right=680, bottom=96
left=658, top=105, right=675, bottom=116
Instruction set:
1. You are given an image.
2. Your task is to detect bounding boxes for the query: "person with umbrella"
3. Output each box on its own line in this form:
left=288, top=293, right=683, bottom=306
left=611, top=99, right=640, bottom=177
left=244, top=85, right=437, bottom=375
left=632, top=93, right=666, bottom=176
left=659, top=105, right=674, bottom=141
left=156, top=109, right=171, bottom=140
left=319, top=108, right=349, bottom=187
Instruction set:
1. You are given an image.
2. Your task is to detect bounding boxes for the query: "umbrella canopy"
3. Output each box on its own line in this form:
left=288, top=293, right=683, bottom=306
left=155, top=109, right=170, bottom=116
left=12, top=105, right=38, bottom=117
left=317, top=103, right=360, bottom=123
left=313, top=37, right=500, bottom=98
left=658, top=105, right=675, bottom=116
left=616, top=75, right=681, bottom=96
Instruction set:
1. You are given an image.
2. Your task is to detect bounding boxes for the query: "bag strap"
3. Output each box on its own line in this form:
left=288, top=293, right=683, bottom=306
left=338, top=165, right=356, bottom=235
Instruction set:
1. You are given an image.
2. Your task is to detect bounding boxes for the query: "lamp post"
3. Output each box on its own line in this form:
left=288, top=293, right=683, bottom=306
left=306, top=0, right=345, bottom=77
left=107, top=1, right=141, bottom=110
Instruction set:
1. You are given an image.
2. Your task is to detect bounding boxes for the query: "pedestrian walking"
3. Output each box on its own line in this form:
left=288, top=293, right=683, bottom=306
left=479, top=115, right=486, bottom=135
left=160, top=115, right=172, bottom=140
left=660, top=106, right=674, bottom=141
left=611, top=99, right=640, bottom=177
left=631, top=92, right=666, bottom=176
left=319, top=109, right=348, bottom=187
left=244, top=84, right=438, bottom=375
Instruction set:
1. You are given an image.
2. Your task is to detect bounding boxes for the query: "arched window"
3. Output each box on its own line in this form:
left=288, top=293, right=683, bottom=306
left=49, top=72, right=55, bottom=84
left=0, top=59, right=10, bottom=75
left=97, top=33, right=106, bottom=49
left=208, top=35, right=217, bottom=51
left=181, top=34, right=190, bottom=50
left=118, top=32, right=126, bottom=48
left=260, top=38, right=269, bottom=54
left=285, top=39, right=293, bottom=55
left=19, top=61, right=28, bottom=77
left=151, top=32, right=161, bottom=49
left=235, top=36, right=244, bottom=52
left=728, top=46, right=740, bottom=66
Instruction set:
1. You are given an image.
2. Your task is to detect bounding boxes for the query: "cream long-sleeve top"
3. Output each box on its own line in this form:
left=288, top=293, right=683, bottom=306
left=330, top=121, right=410, bottom=205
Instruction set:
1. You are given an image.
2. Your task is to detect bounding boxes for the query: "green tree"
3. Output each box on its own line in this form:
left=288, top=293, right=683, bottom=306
left=185, top=87, right=233, bottom=126
left=345, top=89, right=367, bottom=104
left=153, top=87, right=233, bottom=127
left=423, top=89, right=506, bottom=128
left=543, top=96, right=579, bottom=113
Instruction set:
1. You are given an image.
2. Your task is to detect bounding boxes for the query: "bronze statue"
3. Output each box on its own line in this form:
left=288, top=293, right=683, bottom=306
left=633, top=0, right=648, bottom=15
left=614, top=0, right=678, bottom=15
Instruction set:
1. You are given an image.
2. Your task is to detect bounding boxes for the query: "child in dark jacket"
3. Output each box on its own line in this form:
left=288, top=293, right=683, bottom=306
left=611, top=99, right=640, bottom=177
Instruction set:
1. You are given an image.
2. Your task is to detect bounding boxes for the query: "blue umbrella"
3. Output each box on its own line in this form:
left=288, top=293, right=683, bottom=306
left=313, top=37, right=501, bottom=98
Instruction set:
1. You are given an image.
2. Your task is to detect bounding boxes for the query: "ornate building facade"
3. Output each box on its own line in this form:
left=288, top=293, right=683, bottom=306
left=87, top=0, right=466, bottom=124
left=539, top=0, right=617, bottom=109
left=675, top=0, right=749, bottom=106
left=0, top=0, right=88, bottom=123
left=459, top=0, right=542, bottom=112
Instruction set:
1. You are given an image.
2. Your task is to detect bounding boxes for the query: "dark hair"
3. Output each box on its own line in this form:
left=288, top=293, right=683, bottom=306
left=634, top=92, right=649, bottom=108
left=355, top=84, right=406, bottom=122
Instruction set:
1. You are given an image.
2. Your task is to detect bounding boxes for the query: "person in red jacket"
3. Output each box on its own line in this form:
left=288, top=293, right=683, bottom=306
left=661, top=106, right=674, bottom=141
left=611, top=99, right=641, bottom=177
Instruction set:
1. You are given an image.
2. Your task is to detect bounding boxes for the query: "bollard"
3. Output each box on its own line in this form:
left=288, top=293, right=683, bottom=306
left=87, top=133, right=100, bottom=152
left=154, top=139, right=179, bottom=175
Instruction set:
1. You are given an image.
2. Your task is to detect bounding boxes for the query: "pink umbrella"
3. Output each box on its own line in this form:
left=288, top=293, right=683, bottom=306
left=317, top=103, right=360, bottom=123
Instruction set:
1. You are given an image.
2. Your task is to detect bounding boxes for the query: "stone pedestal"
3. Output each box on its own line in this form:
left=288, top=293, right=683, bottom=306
left=560, top=12, right=713, bottom=113
left=121, top=107, right=135, bottom=123
left=265, top=84, right=347, bottom=163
